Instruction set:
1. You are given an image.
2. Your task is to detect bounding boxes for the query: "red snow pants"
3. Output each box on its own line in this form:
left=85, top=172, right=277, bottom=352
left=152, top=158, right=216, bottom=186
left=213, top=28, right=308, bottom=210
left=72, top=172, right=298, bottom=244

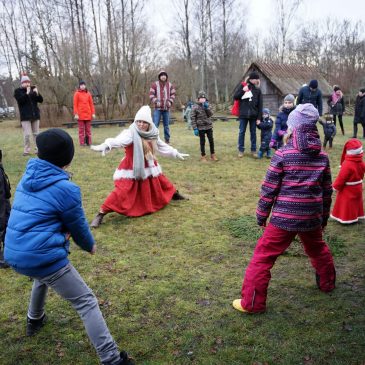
left=78, top=120, right=92, bottom=146
left=240, top=223, right=335, bottom=313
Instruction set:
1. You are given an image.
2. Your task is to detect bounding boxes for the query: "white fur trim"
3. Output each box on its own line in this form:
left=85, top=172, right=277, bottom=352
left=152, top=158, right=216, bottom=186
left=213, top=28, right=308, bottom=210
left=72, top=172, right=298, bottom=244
left=330, top=214, right=365, bottom=224
left=113, top=164, right=162, bottom=180
left=345, top=180, right=363, bottom=185
left=346, top=147, right=363, bottom=155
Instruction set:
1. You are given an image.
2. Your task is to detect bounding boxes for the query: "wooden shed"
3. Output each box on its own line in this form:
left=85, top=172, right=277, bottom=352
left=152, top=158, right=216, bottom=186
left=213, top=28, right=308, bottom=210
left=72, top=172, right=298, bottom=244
left=243, top=62, right=333, bottom=115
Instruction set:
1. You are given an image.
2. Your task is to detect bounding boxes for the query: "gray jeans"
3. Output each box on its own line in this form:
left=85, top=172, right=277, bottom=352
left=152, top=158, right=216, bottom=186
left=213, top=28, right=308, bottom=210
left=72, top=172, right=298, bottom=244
left=28, top=263, right=120, bottom=364
left=21, top=120, right=39, bottom=154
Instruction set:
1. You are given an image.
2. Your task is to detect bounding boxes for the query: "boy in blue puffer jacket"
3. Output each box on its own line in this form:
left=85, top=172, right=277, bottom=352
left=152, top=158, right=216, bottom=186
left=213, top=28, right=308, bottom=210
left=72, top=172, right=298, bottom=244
left=5, top=129, right=134, bottom=365
left=270, top=94, right=296, bottom=150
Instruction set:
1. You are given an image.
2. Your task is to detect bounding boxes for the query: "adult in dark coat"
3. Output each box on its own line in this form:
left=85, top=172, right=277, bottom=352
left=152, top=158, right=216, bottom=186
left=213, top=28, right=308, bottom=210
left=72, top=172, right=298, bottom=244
left=234, top=71, right=263, bottom=157
left=353, top=88, right=365, bottom=139
left=327, top=85, right=345, bottom=135
left=296, top=79, right=323, bottom=116
left=14, top=75, right=43, bottom=156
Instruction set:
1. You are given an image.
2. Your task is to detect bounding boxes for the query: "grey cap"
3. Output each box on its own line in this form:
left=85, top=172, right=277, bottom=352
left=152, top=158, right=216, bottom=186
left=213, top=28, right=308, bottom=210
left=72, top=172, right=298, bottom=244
left=284, top=94, right=295, bottom=103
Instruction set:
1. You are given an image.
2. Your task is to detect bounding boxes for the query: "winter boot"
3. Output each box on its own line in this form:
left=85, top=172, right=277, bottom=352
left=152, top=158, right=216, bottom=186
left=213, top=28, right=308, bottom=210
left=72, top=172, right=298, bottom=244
left=257, top=151, right=263, bottom=159
left=200, top=155, right=208, bottom=162
left=172, top=190, right=186, bottom=200
left=102, top=351, right=135, bottom=365
left=238, top=151, right=244, bottom=158
left=90, top=212, right=105, bottom=228
left=251, top=151, right=258, bottom=159
left=210, top=154, right=219, bottom=161
left=26, top=314, right=47, bottom=336
left=0, top=247, right=9, bottom=269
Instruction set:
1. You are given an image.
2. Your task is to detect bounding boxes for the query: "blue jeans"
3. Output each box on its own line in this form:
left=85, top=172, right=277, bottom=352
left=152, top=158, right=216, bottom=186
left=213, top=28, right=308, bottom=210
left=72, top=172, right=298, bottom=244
left=238, top=118, right=257, bottom=152
left=153, top=109, right=170, bottom=142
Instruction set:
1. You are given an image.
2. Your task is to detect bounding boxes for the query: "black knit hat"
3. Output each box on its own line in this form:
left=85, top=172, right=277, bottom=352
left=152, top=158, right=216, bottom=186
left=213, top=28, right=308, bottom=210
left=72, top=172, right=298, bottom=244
left=248, top=71, right=260, bottom=80
left=309, top=79, right=318, bottom=89
left=79, top=80, right=86, bottom=86
left=36, top=129, right=75, bottom=168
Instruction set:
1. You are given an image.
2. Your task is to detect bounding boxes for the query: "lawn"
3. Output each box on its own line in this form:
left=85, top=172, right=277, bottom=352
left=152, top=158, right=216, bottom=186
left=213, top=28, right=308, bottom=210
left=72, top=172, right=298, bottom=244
left=0, top=116, right=364, bottom=365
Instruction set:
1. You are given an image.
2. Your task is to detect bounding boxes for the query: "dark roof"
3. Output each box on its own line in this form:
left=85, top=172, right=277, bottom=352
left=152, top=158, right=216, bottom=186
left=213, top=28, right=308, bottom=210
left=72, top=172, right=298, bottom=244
left=245, top=62, right=333, bottom=96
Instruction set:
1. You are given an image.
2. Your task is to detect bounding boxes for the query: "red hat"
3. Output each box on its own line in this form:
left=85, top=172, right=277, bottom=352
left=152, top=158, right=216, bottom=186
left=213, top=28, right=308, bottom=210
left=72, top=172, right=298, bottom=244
left=340, top=138, right=363, bottom=165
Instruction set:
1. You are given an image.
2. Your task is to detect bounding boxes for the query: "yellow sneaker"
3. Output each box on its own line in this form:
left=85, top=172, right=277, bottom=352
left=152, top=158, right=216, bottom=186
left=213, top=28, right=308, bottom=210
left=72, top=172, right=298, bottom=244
left=232, top=299, right=249, bottom=313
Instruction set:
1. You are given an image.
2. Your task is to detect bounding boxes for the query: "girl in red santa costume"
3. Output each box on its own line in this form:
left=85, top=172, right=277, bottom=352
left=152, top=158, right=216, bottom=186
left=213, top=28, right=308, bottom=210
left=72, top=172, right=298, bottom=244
left=90, top=105, right=189, bottom=227
left=330, top=138, right=365, bottom=224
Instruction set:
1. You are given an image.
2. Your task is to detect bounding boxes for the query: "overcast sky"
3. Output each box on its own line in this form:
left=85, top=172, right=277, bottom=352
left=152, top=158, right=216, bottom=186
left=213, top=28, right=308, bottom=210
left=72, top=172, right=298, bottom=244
left=147, top=0, right=361, bottom=39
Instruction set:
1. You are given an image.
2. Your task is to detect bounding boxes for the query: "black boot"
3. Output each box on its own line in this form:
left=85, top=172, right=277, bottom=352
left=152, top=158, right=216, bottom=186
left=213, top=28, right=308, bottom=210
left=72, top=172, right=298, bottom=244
left=172, top=190, right=186, bottom=200
left=90, top=212, right=105, bottom=228
left=103, top=351, right=135, bottom=365
left=26, top=314, right=47, bottom=336
left=0, top=247, right=9, bottom=269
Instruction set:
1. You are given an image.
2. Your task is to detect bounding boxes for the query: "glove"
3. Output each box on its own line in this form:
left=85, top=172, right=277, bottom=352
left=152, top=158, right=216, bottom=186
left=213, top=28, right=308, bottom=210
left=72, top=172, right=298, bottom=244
left=167, top=100, right=172, bottom=108
left=194, top=128, right=199, bottom=136
left=74, top=114, right=79, bottom=120
left=176, top=152, right=189, bottom=160
left=90, top=143, right=110, bottom=156
left=277, top=130, right=286, bottom=137
left=269, top=140, right=275, bottom=148
left=203, top=101, right=209, bottom=109
left=156, top=100, right=161, bottom=108
left=92, top=114, right=96, bottom=119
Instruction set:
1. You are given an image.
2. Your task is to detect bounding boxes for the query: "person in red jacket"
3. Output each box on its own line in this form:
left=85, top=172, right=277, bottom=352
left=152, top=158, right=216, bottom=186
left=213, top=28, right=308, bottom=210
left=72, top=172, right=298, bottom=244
left=73, top=80, right=95, bottom=146
left=331, top=138, right=365, bottom=224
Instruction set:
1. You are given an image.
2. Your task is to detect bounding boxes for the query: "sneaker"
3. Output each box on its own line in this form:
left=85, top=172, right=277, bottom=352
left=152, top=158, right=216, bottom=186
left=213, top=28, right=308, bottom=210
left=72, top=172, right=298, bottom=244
left=103, top=351, right=135, bottom=365
left=238, top=151, right=244, bottom=158
left=200, top=156, right=208, bottom=162
left=26, top=314, right=47, bottom=336
left=90, top=212, right=105, bottom=228
left=172, top=190, right=186, bottom=200
left=210, top=154, right=219, bottom=161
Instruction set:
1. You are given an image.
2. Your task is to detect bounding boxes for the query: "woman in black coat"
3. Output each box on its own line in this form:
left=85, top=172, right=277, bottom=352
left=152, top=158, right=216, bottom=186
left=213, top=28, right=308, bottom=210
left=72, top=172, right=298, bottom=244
left=327, top=85, right=345, bottom=135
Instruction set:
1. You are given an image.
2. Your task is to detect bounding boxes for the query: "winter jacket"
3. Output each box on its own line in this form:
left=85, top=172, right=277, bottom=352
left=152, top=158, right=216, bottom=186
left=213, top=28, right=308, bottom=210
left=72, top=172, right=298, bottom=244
left=233, top=81, right=263, bottom=120
left=354, top=95, right=365, bottom=124
left=14, top=87, right=43, bottom=122
left=327, top=94, right=345, bottom=115
left=256, top=123, right=332, bottom=231
left=191, top=103, right=213, bottom=131
left=149, top=80, right=176, bottom=111
left=272, top=106, right=295, bottom=148
left=0, top=163, right=11, bottom=243
left=257, top=117, right=273, bottom=149
left=73, top=89, right=95, bottom=121
left=296, top=86, right=323, bottom=116
left=319, top=120, right=337, bottom=139
left=4, top=158, right=94, bottom=277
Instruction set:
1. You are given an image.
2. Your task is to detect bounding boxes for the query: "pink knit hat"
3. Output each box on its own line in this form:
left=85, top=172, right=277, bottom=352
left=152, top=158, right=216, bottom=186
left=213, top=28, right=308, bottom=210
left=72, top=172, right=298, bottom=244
left=287, top=103, right=319, bottom=130
left=20, top=74, right=31, bottom=84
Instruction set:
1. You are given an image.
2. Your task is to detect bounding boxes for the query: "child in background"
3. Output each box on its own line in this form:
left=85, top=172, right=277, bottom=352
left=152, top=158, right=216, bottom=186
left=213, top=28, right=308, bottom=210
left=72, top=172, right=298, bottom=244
left=5, top=129, right=134, bottom=365
left=270, top=94, right=295, bottom=150
left=191, top=91, right=218, bottom=162
left=183, top=101, right=193, bottom=130
left=319, top=116, right=336, bottom=149
left=90, top=106, right=189, bottom=227
left=0, top=149, right=11, bottom=269
left=232, top=104, right=335, bottom=314
left=256, top=108, right=274, bottom=159
left=330, top=139, right=365, bottom=224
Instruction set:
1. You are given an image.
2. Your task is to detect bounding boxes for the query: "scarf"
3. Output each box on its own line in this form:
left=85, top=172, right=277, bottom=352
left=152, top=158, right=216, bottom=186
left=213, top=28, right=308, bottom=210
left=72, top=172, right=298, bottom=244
left=129, top=122, right=159, bottom=180
left=331, top=91, right=341, bottom=105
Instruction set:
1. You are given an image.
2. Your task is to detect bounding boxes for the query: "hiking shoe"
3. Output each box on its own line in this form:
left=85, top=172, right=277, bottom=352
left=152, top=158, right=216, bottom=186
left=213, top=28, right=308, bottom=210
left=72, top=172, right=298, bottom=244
left=26, top=314, right=47, bottom=336
left=238, top=151, right=244, bottom=158
left=210, top=154, right=219, bottom=161
left=232, top=299, right=249, bottom=313
left=103, top=351, right=135, bottom=365
left=90, top=212, right=105, bottom=228
left=172, top=190, right=186, bottom=200
left=200, top=156, right=208, bottom=162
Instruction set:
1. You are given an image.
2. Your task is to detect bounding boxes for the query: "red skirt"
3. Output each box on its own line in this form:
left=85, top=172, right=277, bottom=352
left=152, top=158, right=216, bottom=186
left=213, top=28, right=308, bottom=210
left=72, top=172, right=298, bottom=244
left=101, top=174, right=176, bottom=217
left=331, top=184, right=365, bottom=224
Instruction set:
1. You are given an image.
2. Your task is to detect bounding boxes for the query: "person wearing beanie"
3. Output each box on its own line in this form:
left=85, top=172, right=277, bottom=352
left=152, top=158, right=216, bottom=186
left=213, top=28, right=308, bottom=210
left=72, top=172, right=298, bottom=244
left=270, top=94, right=296, bottom=150
left=191, top=91, right=218, bottom=162
left=233, top=70, right=263, bottom=158
left=149, top=70, right=176, bottom=143
left=327, top=85, right=345, bottom=135
left=4, top=128, right=135, bottom=365
left=232, top=102, right=335, bottom=314
left=296, top=79, right=323, bottom=116
left=13, top=74, right=43, bottom=156
left=330, top=139, right=365, bottom=224
left=256, top=107, right=273, bottom=159
left=352, top=88, right=365, bottom=138
left=90, top=105, right=189, bottom=227
left=73, top=80, right=96, bottom=146
left=0, top=149, right=11, bottom=269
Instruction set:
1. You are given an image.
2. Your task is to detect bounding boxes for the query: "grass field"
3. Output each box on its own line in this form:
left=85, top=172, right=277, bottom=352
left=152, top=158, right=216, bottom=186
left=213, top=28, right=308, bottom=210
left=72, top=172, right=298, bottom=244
left=0, top=116, right=364, bottom=365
